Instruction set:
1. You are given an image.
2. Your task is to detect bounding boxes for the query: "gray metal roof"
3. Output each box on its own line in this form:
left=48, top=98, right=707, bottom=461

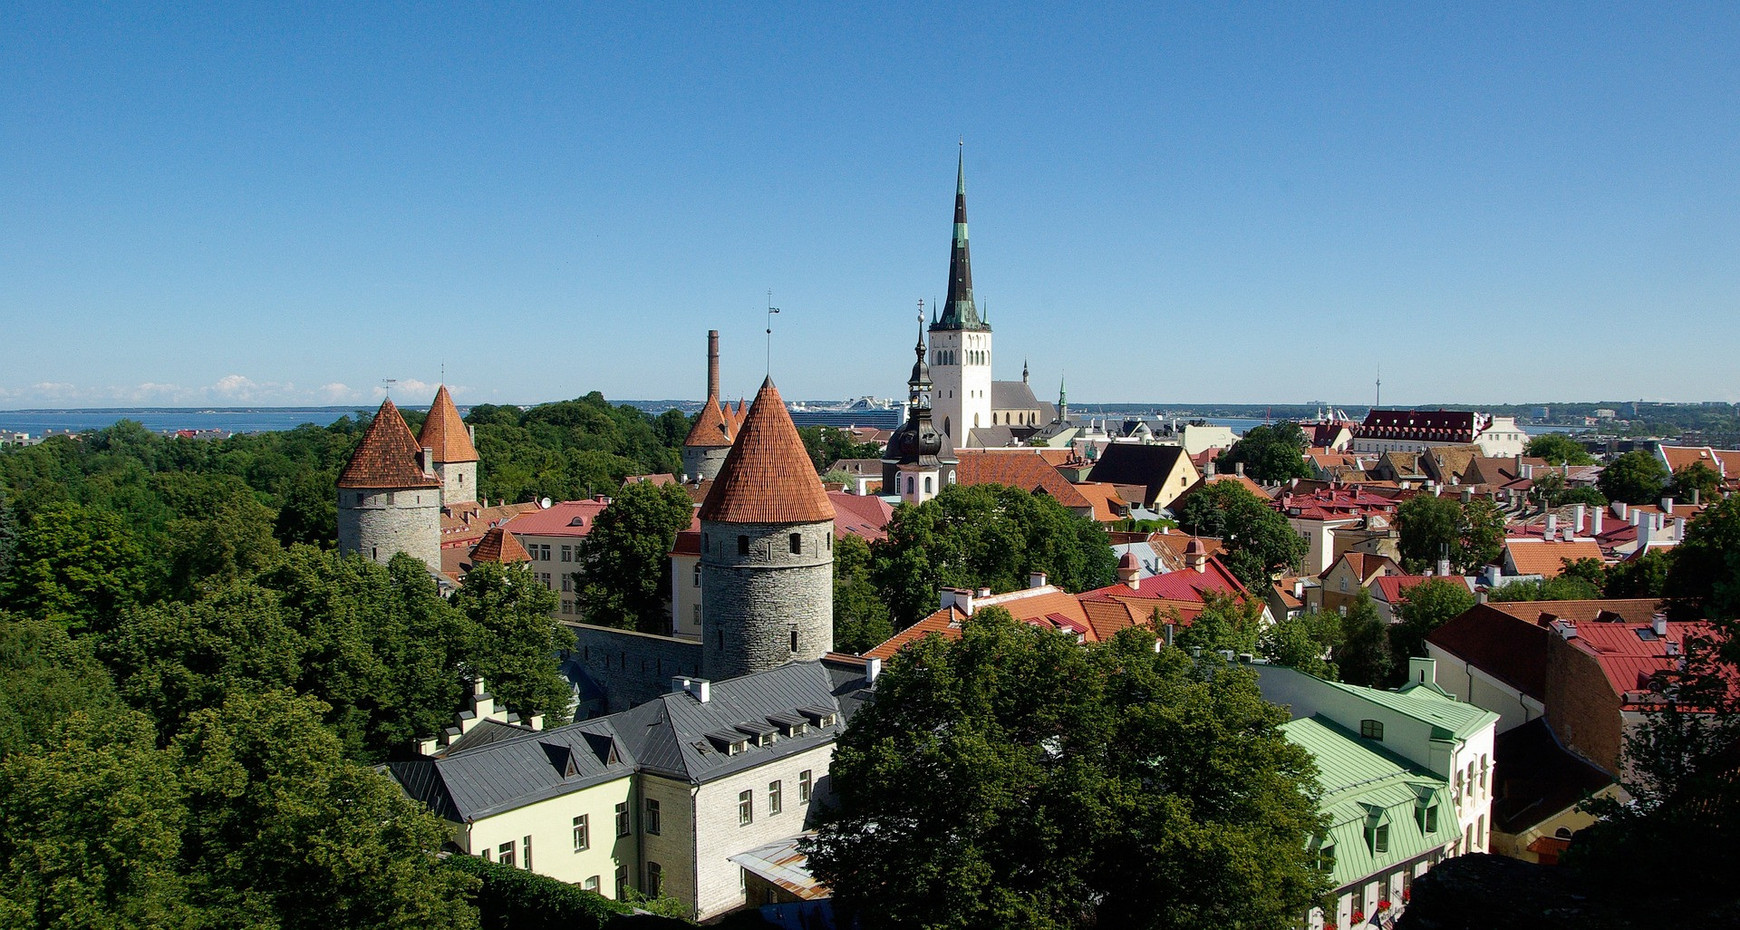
left=391, top=660, right=873, bottom=822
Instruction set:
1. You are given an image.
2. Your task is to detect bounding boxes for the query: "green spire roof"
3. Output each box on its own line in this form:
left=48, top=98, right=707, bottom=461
left=933, top=144, right=987, bottom=332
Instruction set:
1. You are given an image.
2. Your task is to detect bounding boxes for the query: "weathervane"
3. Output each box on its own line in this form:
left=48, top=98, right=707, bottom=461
left=382, top=378, right=397, bottom=399
left=765, top=290, right=781, bottom=375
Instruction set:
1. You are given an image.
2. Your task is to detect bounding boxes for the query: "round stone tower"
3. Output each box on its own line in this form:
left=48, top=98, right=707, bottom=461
left=337, top=398, right=443, bottom=574
left=699, top=376, right=835, bottom=681
left=682, top=330, right=737, bottom=482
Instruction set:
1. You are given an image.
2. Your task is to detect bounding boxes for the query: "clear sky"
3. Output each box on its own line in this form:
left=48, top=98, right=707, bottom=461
left=4, top=4, right=1737, bottom=409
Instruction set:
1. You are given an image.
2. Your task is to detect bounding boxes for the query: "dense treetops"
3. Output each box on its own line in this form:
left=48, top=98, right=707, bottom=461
left=806, top=609, right=1331, bottom=930
left=0, top=402, right=679, bottom=927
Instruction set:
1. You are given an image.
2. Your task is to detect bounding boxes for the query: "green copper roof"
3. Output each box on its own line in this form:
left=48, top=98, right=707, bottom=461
left=933, top=146, right=987, bottom=332
left=1283, top=715, right=1459, bottom=890
left=1321, top=679, right=1500, bottom=741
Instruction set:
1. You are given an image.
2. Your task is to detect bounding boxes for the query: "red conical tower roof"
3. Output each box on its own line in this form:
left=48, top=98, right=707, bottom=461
left=469, top=526, right=530, bottom=564
left=683, top=397, right=736, bottom=448
left=338, top=398, right=441, bottom=489
left=417, top=385, right=479, bottom=463
left=699, top=377, right=835, bottom=524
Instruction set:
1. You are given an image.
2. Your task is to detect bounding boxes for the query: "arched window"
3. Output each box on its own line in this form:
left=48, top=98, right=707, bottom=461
left=907, top=476, right=915, bottom=494
left=923, top=476, right=933, bottom=493
left=1360, top=719, right=1383, bottom=741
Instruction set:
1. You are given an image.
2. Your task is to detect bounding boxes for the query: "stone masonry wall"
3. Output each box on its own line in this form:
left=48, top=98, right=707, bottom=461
left=337, top=487, right=442, bottom=575
left=683, top=446, right=729, bottom=483
left=435, top=460, right=477, bottom=506
left=690, top=741, right=839, bottom=919
left=566, top=624, right=703, bottom=714
left=700, top=519, right=833, bottom=681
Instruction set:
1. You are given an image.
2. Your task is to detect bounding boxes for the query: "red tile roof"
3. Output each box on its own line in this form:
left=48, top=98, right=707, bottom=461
left=1568, top=618, right=1719, bottom=710
left=417, top=385, right=479, bottom=464
left=1081, top=556, right=1248, bottom=603
left=503, top=499, right=611, bottom=537
left=1503, top=540, right=1606, bottom=578
left=1489, top=599, right=1664, bottom=626
left=699, top=378, right=835, bottom=525
left=829, top=491, right=894, bottom=542
left=683, top=398, right=737, bottom=448
left=864, top=586, right=1098, bottom=660
left=469, top=526, right=531, bottom=564
left=955, top=449, right=1092, bottom=510
left=1070, top=482, right=1128, bottom=522
left=337, top=399, right=442, bottom=490
left=1426, top=603, right=1553, bottom=700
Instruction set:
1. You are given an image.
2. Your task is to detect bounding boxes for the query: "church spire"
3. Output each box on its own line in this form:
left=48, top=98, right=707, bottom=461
left=934, top=143, right=985, bottom=332
left=1058, top=374, right=1068, bottom=423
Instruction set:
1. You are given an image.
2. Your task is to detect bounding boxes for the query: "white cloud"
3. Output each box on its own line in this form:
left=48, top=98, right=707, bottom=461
left=371, top=378, right=438, bottom=401
left=319, top=382, right=359, bottom=402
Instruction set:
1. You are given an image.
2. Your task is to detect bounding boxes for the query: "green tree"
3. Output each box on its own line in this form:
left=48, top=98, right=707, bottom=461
left=798, top=427, right=884, bottom=475
left=1486, top=574, right=1605, bottom=602
left=274, top=469, right=338, bottom=548
left=1557, top=485, right=1609, bottom=509
left=0, top=614, right=128, bottom=759
left=806, top=609, right=1330, bottom=929
left=1524, top=433, right=1595, bottom=466
left=572, top=482, right=696, bottom=634
left=870, top=484, right=1117, bottom=627
left=1662, top=494, right=1740, bottom=618
left=0, top=710, right=194, bottom=929
left=0, top=501, right=151, bottom=633
left=1668, top=462, right=1721, bottom=505
left=1174, top=481, right=1305, bottom=590
left=833, top=534, right=893, bottom=654
left=1331, top=590, right=1391, bottom=687
left=1597, top=450, right=1670, bottom=505
left=162, top=493, right=284, bottom=598
left=1395, top=494, right=1504, bottom=574
left=1606, top=548, right=1671, bottom=599
left=1388, top=579, right=1476, bottom=664
left=173, top=690, right=479, bottom=930
left=1215, top=422, right=1312, bottom=484
left=1258, top=610, right=1342, bottom=679
left=449, top=562, right=575, bottom=724
left=1174, top=590, right=1267, bottom=655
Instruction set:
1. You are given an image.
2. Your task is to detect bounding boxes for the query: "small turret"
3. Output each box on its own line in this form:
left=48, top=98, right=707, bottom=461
left=338, top=398, right=443, bottom=573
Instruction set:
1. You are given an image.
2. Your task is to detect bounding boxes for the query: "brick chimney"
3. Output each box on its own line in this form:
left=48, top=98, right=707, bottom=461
left=707, top=329, right=720, bottom=399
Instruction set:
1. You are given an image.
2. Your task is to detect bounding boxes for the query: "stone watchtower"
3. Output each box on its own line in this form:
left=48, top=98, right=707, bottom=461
left=682, top=330, right=738, bottom=482
left=337, top=398, right=443, bottom=574
left=417, top=385, right=479, bottom=507
left=699, top=376, right=835, bottom=681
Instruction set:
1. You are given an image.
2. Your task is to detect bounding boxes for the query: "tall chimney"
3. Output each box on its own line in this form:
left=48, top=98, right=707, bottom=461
left=707, top=329, right=721, bottom=400
left=1591, top=508, right=1603, bottom=535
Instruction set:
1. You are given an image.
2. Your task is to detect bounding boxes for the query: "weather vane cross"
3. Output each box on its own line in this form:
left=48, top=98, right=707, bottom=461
left=382, top=378, right=397, bottom=399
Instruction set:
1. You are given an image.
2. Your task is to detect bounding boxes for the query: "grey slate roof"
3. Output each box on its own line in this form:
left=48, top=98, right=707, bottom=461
left=990, top=380, right=1053, bottom=421
left=391, top=659, right=874, bottom=823
left=1086, top=444, right=1189, bottom=506
left=390, top=717, right=635, bottom=822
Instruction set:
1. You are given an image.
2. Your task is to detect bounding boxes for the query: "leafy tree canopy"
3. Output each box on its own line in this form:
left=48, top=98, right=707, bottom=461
left=1395, top=494, right=1504, bottom=574
left=1669, top=462, right=1721, bottom=505
left=832, top=534, right=893, bottom=654
left=1331, top=589, right=1391, bottom=687
left=1259, top=609, right=1342, bottom=680
left=870, top=483, right=1117, bottom=628
left=1174, top=481, right=1306, bottom=590
left=1596, top=450, right=1669, bottom=505
left=573, top=482, right=697, bottom=634
left=1388, top=579, right=1476, bottom=665
left=798, top=427, right=883, bottom=475
left=1524, top=433, right=1595, bottom=466
left=1662, top=494, right=1740, bottom=618
left=806, top=609, right=1330, bottom=930
left=1214, top=422, right=1312, bottom=484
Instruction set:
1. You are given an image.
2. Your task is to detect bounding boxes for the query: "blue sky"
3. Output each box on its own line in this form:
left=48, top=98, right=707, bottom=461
left=4, top=4, right=1737, bottom=408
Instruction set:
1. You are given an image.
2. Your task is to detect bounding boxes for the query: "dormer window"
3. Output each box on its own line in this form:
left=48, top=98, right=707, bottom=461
left=800, top=706, right=838, bottom=729
left=1359, top=719, right=1383, bottom=741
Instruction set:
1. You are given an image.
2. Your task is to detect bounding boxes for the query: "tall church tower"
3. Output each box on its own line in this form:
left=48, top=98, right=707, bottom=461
left=929, top=145, right=993, bottom=448
left=699, top=376, right=835, bottom=681
left=417, top=385, right=479, bottom=507
left=882, top=313, right=953, bottom=504
left=337, top=398, right=443, bottom=573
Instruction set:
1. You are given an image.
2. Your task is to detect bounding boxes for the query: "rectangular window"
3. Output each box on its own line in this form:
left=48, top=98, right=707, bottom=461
left=1425, top=804, right=1438, bottom=833
left=789, top=532, right=802, bottom=554
left=562, top=575, right=572, bottom=592
left=584, top=875, right=600, bottom=893
left=646, top=861, right=663, bottom=897
left=769, top=780, right=782, bottom=815
left=737, top=535, right=749, bottom=555
left=799, top=770, right=812, bottom=802
left=1360, top=719, right=1384, bottom=741
left=693, top=562, right=701, bottom=586
left=1374, top=824, right=1389, bottom=854
left=645, top=798, right=661, bottom=836
left=561, top=600, right=572, bottom=614
left=615, top=864, right=628, bottom=899
left=561, top=544, right=572, bottom=562
left=523, top=835, right=533, bottom=871
left=497, top=841, right=516, bottom=868
left=738, top=789, right=753, bottom=826
left=615, top=802, right=630, bottom=837
left=479, top=846, right=491, bottom=862
left=573, top=814, right=589, bottom=851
